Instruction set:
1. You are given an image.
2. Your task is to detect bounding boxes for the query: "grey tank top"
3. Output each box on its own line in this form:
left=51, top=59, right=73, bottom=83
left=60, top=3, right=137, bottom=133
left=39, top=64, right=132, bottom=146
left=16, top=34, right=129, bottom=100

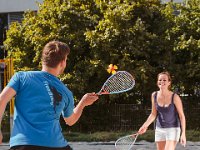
left=154, top=92, right=180, bottom=128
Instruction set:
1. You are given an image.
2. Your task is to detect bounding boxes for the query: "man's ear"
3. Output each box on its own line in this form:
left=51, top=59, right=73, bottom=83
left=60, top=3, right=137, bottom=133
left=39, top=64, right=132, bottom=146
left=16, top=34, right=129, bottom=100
left=60, top=59, right=65, bottom=67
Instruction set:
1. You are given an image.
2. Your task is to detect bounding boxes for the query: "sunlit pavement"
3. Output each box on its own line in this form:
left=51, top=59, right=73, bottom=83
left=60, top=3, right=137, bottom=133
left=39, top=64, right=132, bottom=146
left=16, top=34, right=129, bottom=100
left=1, top=141, right=200, bottom=150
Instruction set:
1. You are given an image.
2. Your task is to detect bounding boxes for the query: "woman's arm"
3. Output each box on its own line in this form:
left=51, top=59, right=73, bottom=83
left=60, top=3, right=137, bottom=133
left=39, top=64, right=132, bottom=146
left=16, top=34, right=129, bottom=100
left=174, top=94, right=186, bottom=147
left=138, top=92, right=157, bottom=134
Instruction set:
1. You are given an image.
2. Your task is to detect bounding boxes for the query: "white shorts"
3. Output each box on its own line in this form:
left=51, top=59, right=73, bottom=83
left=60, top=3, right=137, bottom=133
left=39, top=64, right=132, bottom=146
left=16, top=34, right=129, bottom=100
left=155, top=127, right=181, bottom=142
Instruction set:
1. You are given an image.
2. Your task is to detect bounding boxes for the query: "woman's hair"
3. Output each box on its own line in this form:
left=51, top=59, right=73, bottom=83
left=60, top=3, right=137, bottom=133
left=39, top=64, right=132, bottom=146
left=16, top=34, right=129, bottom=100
left=157, top=71, right=172, bottom=89
left=42, top=41, right=70, bottom=68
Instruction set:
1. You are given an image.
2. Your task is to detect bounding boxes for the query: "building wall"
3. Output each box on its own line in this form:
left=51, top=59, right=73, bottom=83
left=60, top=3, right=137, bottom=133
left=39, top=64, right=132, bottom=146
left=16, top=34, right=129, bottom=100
left=161, top=0, right=184, bottom=3
left=0, top=0, right=43, bottom=13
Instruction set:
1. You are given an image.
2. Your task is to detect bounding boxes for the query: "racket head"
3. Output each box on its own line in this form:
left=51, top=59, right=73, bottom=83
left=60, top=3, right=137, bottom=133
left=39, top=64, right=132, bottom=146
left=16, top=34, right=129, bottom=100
left=97, top=71, right=135, bottom=95
left=115, top=133, right=138, bottom=150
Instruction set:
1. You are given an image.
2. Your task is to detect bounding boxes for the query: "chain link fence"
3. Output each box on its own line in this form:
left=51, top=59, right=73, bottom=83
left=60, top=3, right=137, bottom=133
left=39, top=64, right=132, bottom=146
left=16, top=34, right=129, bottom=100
left=2, top=96, right=200, bottom=142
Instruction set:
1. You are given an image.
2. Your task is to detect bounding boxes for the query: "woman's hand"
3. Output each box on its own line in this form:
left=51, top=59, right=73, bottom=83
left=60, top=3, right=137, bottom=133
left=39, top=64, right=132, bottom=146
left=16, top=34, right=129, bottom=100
left=138, top=125, right=148, bottom=135
left=180, top=133, right=186, bottom=147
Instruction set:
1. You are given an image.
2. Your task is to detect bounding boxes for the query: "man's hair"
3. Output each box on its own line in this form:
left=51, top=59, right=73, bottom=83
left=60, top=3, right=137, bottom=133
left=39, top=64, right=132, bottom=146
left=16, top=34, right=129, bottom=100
left=42, top=41, right=70, bottom=68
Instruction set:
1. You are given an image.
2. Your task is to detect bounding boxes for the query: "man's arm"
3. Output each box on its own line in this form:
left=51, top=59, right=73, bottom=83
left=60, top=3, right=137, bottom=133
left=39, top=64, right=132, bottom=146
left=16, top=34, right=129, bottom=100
left=64, top=93, right=98, bottom=126
left=0, top=87, right=16, bottom=144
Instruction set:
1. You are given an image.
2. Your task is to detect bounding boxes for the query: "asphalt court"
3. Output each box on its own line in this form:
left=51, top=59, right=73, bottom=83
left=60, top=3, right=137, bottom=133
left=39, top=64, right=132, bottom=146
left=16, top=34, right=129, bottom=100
left=1, top=141, right=200, bottom=150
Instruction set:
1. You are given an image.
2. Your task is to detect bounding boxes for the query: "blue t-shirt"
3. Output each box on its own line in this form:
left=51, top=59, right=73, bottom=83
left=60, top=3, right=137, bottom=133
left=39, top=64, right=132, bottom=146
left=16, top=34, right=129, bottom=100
left=7, top=71, right=74, bottom=148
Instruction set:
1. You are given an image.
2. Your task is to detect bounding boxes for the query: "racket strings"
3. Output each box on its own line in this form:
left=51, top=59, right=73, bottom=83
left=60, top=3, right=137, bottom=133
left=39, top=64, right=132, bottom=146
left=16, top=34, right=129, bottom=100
left=104, top=72, right=135, bottom=93
left=115, top=135, right=137, bottom=150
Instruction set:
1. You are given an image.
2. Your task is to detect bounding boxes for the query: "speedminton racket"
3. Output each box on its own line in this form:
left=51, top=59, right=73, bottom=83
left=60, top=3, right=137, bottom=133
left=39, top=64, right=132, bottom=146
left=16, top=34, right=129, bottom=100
left=96, top=71, right=135, bottom=95
left=115, top=133, right=139, bottom=150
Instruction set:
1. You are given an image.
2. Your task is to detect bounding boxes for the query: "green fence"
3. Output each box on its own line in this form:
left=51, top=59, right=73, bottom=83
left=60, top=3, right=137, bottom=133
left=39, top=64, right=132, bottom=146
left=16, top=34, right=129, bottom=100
left=65, top=96, right=200, bottom=132
left=2, top=96, right=200, bottom=142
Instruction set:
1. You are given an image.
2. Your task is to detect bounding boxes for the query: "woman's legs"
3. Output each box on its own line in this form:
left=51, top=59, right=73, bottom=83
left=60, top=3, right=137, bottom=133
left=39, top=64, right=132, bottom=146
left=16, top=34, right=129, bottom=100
left=156, top=141, right=166, bottom=150
left=165, top=140, right=177, bottom=150
left=155, top=127, right=180, bottom=150
left=156, top=140, right=177, bottom=150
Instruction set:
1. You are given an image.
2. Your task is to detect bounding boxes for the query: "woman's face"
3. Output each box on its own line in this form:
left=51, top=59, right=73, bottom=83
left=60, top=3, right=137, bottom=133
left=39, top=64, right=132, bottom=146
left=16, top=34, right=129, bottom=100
left=157, top=74, right=171, bottom=90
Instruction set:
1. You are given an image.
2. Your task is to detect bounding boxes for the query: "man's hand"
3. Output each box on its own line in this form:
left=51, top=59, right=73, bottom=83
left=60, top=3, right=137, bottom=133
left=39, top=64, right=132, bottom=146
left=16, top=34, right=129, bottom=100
left=80, top=93, right=99, bottom=107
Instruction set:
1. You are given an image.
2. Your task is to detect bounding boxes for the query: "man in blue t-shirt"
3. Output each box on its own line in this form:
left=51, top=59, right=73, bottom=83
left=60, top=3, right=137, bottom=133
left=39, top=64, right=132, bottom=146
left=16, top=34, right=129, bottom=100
left=0, top=41, right=99, bottom=150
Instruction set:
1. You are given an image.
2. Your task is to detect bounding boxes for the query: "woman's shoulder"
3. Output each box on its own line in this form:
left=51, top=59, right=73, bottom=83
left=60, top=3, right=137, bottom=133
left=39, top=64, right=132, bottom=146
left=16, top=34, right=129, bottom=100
left=151, top=91, right=158, bottom=102
left=151, top=91, right=158, bottom=97
left=171, top=91, right=180, bottom=97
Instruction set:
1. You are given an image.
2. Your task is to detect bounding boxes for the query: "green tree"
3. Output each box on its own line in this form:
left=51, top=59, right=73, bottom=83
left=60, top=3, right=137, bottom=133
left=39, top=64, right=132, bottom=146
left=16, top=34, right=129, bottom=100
left=4, top=0, right=102, bottom=102
left=4, top=0, right=200, bottom=104
left=163, top=0, right=200, bottom=95
left=86, top=0, right=178, bottom=104
left=3, top=0, right=200, bottom=132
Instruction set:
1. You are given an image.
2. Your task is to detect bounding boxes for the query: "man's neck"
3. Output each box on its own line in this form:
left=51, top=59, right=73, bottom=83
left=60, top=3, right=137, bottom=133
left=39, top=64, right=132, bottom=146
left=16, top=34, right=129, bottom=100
left=42, top=66, right=59, bottom=77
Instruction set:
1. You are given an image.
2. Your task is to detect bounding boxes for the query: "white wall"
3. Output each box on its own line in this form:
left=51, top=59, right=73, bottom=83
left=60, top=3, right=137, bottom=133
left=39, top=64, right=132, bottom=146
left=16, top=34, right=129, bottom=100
left=161, top=0, right=184, bottom=3
left=0, top=0, right=43, bottom=13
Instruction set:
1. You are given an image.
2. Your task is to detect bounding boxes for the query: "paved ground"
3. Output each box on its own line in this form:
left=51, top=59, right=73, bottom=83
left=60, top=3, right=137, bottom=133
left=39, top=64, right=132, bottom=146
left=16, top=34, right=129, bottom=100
left=1, top=141, right=200, bottom=150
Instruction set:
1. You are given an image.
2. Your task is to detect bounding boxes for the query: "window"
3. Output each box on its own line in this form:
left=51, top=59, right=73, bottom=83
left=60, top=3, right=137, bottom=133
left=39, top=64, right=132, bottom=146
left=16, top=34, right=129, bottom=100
left=0, top=14, right=7, bottom=46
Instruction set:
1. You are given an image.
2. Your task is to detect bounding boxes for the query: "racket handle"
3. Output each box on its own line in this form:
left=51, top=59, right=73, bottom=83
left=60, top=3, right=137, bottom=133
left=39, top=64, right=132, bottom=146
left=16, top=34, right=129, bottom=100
left=96, top=93, right=101, bottom=95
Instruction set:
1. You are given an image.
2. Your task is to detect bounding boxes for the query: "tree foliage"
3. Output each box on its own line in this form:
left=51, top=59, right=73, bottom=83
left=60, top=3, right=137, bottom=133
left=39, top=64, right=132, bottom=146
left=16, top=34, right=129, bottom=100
left=4, top=0, right=200, bottom=104
left=169, top=0, right=200, bottom=95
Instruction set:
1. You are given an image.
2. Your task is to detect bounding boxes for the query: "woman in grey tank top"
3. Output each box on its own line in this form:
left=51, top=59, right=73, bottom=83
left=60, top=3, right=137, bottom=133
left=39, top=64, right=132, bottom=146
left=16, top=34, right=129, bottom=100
left=138, top=71, right=186, bottom=150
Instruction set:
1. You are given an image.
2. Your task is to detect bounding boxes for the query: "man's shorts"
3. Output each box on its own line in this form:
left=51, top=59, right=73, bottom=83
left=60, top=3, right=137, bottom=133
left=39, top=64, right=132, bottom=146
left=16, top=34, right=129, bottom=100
left=9, top=145, right=73, bottom=150
left=155, top=127, right=181, bottom=142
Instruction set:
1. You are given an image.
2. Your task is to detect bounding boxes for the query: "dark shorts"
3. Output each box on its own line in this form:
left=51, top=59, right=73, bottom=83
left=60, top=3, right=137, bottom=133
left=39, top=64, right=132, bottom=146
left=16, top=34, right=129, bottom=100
left=9, top=145, right=73, bottom=150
